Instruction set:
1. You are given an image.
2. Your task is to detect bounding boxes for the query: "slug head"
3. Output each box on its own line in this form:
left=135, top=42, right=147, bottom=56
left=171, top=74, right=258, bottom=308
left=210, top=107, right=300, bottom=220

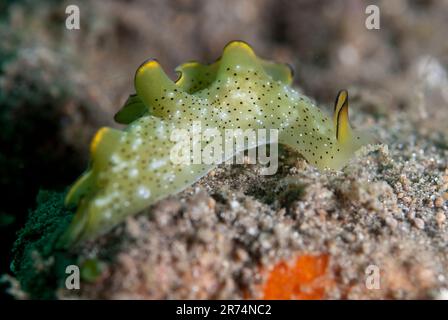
left=331, top=89, right=375, bottom=169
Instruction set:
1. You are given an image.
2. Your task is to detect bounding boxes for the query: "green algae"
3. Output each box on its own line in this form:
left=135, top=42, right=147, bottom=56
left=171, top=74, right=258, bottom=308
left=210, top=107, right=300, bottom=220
left=80, top=258, right=105, bottom=283
left=10, top=190, right=76, bottom=299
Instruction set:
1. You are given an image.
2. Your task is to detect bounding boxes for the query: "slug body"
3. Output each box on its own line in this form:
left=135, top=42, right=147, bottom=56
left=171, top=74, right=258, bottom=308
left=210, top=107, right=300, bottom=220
left=60, top=41, right=372, bottom=247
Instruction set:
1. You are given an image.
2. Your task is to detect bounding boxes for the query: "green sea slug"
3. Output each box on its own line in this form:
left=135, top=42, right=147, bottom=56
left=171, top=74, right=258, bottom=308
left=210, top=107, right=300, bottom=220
left=59, top=41, right=373, bottom=247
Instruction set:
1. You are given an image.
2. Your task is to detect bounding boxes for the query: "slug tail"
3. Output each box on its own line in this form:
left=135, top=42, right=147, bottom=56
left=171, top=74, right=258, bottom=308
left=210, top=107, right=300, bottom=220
left=90, top=127, right=122, bottom=171
left=60, top=127, right=122, bottom=248
left=65, top=170, right=93, bottom=207
left=57, top=200, right=90, bottom=249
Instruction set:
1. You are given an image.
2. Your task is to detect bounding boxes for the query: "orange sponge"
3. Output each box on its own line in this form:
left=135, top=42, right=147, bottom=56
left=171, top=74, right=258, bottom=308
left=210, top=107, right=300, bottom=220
left=262, top=254, right=332, bottom=300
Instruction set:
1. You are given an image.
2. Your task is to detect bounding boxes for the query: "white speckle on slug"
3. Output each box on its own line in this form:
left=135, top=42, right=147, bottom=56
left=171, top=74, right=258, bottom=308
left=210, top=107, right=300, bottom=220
left=129, top=168, right=139, bottom=178
left=137, top=186, right=151, bottom=199
left=149, top=159, right=167, bottom=170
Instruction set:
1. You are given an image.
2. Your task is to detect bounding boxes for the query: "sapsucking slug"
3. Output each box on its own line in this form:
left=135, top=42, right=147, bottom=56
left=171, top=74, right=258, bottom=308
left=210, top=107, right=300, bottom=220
left=59, top=41, right=373, bottom=247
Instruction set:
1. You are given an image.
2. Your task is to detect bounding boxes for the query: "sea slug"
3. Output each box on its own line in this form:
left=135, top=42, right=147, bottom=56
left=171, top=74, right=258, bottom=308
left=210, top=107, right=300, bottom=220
left=59, top=41, right=373, bottom=247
